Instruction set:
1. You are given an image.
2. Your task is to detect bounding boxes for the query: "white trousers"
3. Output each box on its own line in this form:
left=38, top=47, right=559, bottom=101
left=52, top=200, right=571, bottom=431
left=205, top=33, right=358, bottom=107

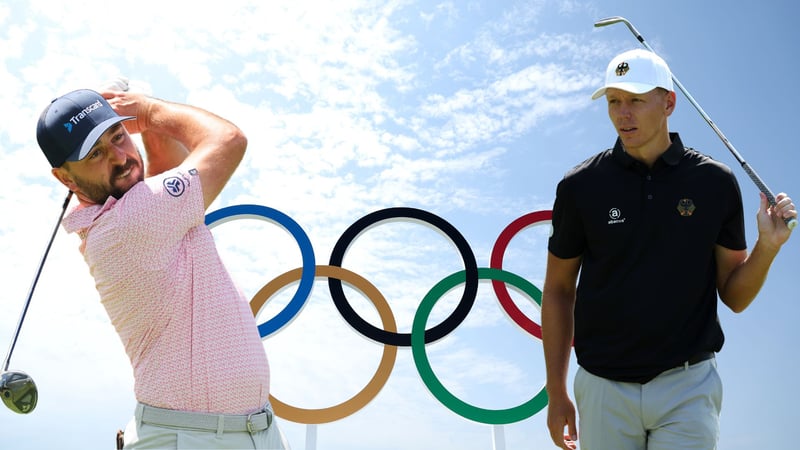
left=574, top=358, right=722, bottom=450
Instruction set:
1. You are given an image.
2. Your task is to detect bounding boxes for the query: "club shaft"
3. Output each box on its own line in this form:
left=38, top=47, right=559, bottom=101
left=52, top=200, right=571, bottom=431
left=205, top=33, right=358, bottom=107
left=2, top=191, right=73, bottom=371
left=595, top=17, right=797, bottom=230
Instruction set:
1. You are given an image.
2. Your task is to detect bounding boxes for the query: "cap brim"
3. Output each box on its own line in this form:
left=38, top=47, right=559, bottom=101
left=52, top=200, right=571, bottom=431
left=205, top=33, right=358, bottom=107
left=66, top=116, right=135, bottom=162
left=591, top=82, right=660, bottom=100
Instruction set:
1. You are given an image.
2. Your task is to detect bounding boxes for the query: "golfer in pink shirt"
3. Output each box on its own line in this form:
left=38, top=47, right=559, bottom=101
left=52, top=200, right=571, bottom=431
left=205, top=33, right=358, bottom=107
left=36, top=88, right=289, bottom=449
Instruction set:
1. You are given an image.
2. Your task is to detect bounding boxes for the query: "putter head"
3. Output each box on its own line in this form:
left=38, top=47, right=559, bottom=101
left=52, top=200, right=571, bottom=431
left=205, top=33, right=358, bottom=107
left=0, top=370, right=38, bottom=414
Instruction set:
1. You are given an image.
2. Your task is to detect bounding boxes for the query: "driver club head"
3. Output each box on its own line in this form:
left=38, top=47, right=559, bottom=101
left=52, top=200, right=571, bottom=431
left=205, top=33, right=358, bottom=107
left=0, top=370, right=38, bottom=414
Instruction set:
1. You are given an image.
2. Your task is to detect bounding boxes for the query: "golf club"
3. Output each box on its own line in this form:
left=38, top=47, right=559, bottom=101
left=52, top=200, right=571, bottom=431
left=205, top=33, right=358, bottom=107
left=1, top=190, right=73, bottom=414
left=595, top=16, right=797, bottom=230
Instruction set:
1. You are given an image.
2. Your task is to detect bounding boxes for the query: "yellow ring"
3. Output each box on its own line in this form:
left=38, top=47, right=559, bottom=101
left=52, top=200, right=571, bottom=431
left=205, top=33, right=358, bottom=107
left=250, top=265, right=398, bottom=424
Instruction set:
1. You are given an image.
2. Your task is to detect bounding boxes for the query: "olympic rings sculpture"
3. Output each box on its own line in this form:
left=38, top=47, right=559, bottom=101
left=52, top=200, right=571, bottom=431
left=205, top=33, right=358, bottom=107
left=206, top=205, right=554, bottom=425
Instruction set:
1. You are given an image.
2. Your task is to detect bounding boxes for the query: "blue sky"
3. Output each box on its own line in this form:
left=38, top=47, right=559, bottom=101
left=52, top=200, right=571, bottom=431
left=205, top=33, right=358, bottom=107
left=1, top=1, right=798, bottom=449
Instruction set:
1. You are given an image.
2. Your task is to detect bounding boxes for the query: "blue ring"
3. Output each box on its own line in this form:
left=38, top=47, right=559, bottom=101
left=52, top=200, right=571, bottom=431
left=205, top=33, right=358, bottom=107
left=205, top=204, right=315, bottom=337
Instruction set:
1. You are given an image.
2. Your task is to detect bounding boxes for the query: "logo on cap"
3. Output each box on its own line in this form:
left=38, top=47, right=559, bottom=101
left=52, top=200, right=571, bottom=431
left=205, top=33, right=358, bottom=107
left=62, top=99, right=103, bottom=134
left=615, top=62, right=629, bottom=77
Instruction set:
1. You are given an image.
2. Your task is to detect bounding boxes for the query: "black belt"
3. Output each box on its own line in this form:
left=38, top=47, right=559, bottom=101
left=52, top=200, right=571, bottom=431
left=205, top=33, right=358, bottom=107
left=683, top=351, right=714, bottom=367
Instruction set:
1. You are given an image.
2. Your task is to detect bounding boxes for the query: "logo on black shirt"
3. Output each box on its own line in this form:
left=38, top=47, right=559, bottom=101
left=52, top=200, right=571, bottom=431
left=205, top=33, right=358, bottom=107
left=677, top=198, right=696, bottom=217
left=608, top=208, right=626, bottom=224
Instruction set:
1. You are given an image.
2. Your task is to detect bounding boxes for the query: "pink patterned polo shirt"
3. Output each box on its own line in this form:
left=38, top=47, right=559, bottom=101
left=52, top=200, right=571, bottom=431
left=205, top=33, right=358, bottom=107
left=62, top=167, right=270, bottom=415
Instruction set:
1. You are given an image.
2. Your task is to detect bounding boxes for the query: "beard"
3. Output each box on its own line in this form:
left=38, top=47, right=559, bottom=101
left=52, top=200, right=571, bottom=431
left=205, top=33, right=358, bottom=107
left=71, top=151, right=145, bottom=204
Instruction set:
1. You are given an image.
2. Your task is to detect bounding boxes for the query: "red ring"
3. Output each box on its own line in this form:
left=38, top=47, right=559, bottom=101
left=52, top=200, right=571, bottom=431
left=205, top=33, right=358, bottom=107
left=489, top=210, right=551, bottom=339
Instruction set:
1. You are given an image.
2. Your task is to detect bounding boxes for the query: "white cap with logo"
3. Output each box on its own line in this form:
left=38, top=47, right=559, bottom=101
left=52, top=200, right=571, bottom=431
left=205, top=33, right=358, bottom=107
left=591, top=48, right=674, bottom=100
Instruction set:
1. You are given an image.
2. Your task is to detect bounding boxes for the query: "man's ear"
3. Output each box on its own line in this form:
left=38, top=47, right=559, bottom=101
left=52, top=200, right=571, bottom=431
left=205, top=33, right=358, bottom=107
left=664, top=90, right=677, bottom=116
left=51, top=167, right=79, bottom=193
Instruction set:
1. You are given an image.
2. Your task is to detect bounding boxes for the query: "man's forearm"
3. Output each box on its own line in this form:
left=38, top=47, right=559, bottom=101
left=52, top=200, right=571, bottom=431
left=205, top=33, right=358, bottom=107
left=719, top=238, right=778, bottom=313
left=134, top=97, right=247, bottom=207
left=142, top=130, right=189, bottom=177
left=542, top=291, right=575, bottom=395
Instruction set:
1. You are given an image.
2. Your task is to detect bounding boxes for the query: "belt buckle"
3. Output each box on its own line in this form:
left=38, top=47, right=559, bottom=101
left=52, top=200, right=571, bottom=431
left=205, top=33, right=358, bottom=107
left=246, top=412, right=255, bottom=434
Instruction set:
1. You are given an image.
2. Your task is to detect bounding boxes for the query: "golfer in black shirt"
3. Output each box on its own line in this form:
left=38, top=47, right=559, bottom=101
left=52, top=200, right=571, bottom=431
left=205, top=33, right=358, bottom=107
left=542, top=49, right=796, bottom=450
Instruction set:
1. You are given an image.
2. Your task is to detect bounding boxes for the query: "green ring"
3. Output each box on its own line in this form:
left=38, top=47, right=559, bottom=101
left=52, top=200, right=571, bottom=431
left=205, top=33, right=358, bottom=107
left=411, top=267, right=548, bottom=424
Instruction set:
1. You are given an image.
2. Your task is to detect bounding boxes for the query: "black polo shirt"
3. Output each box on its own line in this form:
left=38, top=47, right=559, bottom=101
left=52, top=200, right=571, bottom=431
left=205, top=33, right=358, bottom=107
left=549, top=133, right=746, bottom=383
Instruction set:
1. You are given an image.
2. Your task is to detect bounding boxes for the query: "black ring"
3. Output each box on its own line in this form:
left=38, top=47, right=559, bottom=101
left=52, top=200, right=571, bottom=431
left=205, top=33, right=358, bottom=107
left=328, top=207, right=478, bottom=346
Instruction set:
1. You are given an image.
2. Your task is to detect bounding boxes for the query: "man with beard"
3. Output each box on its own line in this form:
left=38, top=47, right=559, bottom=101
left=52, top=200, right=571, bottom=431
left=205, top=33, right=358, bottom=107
left=36, top=88, right=289, bottom=449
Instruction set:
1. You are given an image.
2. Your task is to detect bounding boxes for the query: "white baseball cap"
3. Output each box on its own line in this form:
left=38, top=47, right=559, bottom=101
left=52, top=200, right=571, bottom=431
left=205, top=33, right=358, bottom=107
left=591, top=48, right=674, bottom=100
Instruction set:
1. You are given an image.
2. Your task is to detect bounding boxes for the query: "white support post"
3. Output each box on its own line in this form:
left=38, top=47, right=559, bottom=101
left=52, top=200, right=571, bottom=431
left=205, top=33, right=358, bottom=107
left=492, top=424, right=506, bottom=450
left=305, top=424, right=317, bottom=450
